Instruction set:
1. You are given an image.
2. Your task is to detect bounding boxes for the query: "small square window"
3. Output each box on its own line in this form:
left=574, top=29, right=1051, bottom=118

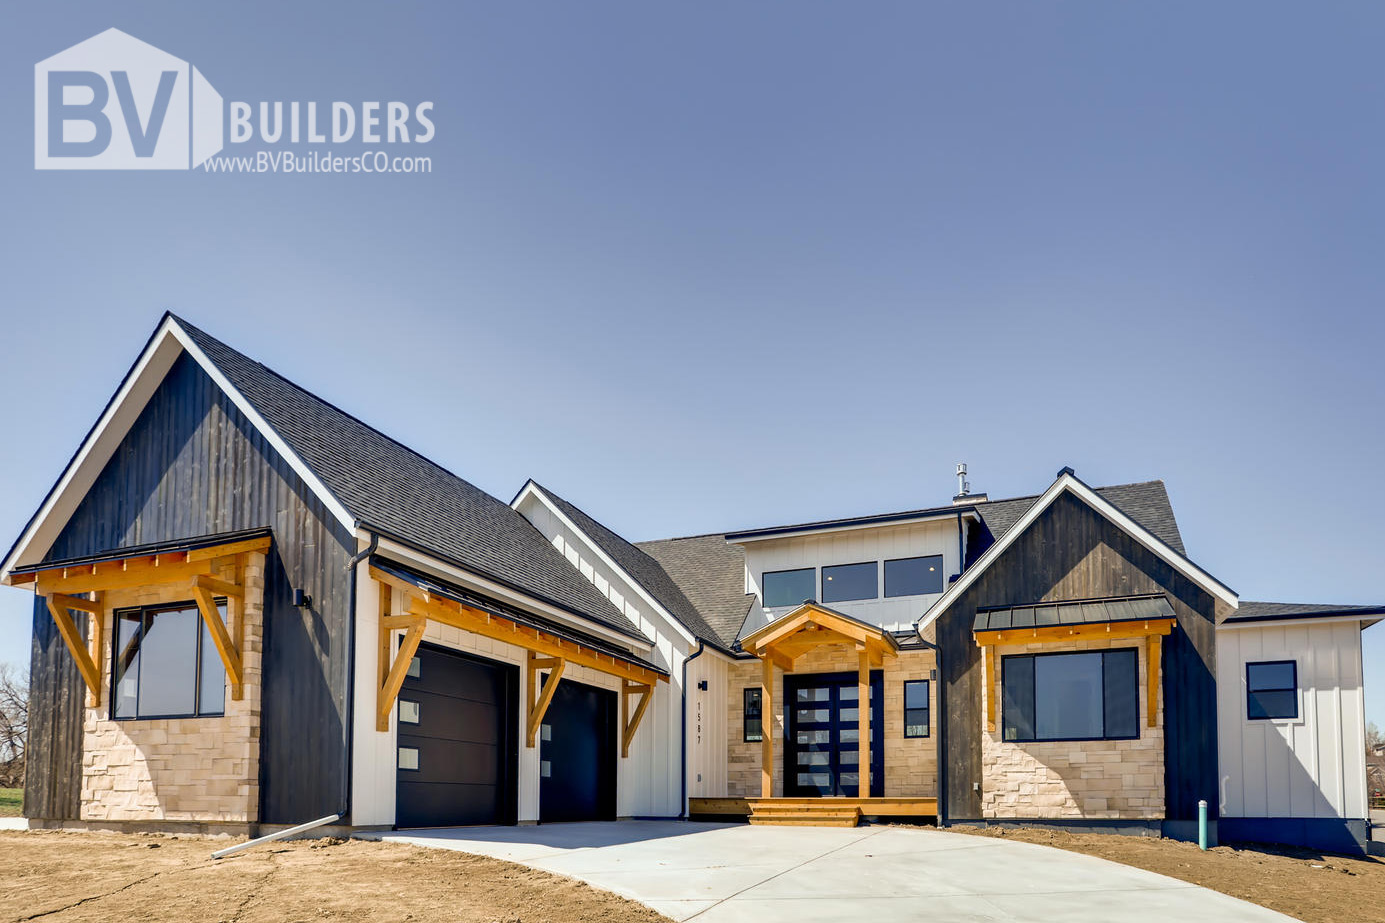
left=406, top=656, right=421, bottom=679
left=397, top=747, right=420, bottom=771
left=399, top=700, right=420, bottom=724
left=1246, top=660, right=1298, bottom=720
left=744, top=688, right=764, bottom=742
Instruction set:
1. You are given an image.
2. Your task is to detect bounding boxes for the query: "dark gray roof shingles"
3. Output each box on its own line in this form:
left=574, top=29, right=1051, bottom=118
left=636, top=533, right=756, bottom=650
left=1226, top=601, right=1385, bottom=623
left=173, top=316, right=643, bottom=640
left=975, top=481, right=1186, bottom=556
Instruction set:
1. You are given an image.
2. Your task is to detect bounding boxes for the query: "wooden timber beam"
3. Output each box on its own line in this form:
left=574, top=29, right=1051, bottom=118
left=36, top=557, right=214, bottom=597
left=377, top=614, right=426, bottom=731
left=973, top=618, right=1176, bottom=648
left=1146, top=633, right=1162, bottom=728
left=621, top=680, right=653, bottom=758
left=186, top=536, right=271, bottom=562
left=191, top=574, right=244, bottom=599
left=762, top=647, right=794, bottom=673
left=191, top=582, right=245, bottom=701
left=46, top=595, right=102, bottom=704
left=370, top=565, right=664, bottom=688
left=526, top=652, right=565, bottom=748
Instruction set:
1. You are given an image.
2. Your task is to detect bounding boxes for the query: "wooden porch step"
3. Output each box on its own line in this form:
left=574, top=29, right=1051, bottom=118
left=748, top=809, right=861, bottom=828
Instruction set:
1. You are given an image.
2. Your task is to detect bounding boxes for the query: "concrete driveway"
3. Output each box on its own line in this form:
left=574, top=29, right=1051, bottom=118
left=374, top=821, right=1294, bottom=922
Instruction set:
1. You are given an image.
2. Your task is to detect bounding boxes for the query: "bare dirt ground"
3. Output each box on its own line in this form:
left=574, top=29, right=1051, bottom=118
left=955, top=826, right=1385, bottom=923
left=0, top=830, right=670, bottom=923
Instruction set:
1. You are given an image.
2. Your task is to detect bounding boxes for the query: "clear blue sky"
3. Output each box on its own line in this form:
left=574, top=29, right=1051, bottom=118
left=1, top=3, right=1381, bottom=728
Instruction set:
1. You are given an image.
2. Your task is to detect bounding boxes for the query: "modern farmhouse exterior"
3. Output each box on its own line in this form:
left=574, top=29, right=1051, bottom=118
left=5, top=315, right=1379, bottom=854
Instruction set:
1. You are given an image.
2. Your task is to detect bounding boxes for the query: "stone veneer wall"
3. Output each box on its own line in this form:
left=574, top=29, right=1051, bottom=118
left=79, top=553, right=264, bottom=824
left=726, top=647, right=936, bottom=798
left=980, top=637, right=1163, bottom=819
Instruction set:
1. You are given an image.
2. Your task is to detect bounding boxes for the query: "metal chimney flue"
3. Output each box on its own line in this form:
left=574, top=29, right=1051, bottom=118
left=953, top=463, right=987, bottom=505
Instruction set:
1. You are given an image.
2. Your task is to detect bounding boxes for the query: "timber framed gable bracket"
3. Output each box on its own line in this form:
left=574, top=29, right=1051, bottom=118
left=13, top=533, right=271, bottom=705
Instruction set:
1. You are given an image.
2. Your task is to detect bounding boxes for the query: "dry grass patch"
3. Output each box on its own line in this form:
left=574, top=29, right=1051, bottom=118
left=0, top=830, right=670, bottom=923
left=955, top=825, right=1385, bottom=923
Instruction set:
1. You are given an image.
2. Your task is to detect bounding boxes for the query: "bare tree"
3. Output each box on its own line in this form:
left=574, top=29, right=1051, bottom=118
left=0, top=663, right=28, bottom=789
left=1368, top=721, right=1383, bottom=753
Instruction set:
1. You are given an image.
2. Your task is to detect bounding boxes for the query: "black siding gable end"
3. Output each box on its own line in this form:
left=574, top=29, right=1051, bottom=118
left=28, top=352, right=353, bottom=824
left=937, top=491, right=1217, bottom=827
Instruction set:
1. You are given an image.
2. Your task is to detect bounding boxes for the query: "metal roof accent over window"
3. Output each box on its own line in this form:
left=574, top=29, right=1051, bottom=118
left=973, top=594, right=1174, bottom=633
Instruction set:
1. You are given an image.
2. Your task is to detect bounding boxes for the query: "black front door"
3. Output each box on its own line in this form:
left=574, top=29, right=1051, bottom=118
left=539, top=677, right=617, bottom=822
left=785, top=671, right=884, bottom=797
left=395, top=643, right=518, bottom=828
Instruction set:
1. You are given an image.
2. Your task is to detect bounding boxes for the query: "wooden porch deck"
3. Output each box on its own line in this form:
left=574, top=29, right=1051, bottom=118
left=689, top=796, right=939, bottom=828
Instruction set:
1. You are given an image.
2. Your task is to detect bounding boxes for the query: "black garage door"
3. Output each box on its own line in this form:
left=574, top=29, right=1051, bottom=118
left=539, top=678, right=617, bottom=823
left=396, top=643, right=518, bottom=828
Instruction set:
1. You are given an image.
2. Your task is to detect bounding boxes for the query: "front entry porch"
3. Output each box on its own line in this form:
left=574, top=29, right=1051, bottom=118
left=735, top=601, right=937, bottom=827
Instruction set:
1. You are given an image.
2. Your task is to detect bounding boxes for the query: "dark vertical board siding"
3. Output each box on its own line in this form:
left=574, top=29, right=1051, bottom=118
left=32, top=353, right=354, bottom=823
left=24, top=597, right=84, bottom=819
left=938, top=493, right=1217, bottom=822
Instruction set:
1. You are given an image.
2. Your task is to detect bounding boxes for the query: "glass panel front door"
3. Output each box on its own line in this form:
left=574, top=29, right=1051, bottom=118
left=785, top=671, right=884, bottom=797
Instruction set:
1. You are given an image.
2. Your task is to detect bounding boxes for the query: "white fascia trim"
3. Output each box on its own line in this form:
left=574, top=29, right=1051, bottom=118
left=728, top=510, right=982, bottom=546
left=169, top=320, right=356, bottom=532
left=915, top=473, right=1239, bottom=635
left=1, top=319, right=181, bottom=580
left=1, top=317, right=358, bottom=582
left=369, top=533, right=655, bottom=652
left=512, top=481, right=696, bottom=648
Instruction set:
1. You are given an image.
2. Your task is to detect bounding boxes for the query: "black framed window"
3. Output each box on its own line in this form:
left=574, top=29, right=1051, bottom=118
left=763, top=568, right=815, bottom=608
left=744, top=688, right=764, bottom=742
left=1246, top=660, right=1298, bottom=720
left=821, top=562, right=877, bottom=603
left=1002, top=649, right=1138, bottom=742
left=884, top=555, right=944, bottom=597
left=904, top=680, right=929, bottom=738
left=112, top=601, right=227, bottom=720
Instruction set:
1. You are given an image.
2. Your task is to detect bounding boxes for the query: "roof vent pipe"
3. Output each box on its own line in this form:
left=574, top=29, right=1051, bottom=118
left=953, top=464, right=985, bottom=505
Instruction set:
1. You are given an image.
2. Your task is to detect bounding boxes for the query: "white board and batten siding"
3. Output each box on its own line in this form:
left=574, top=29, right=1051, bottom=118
left=516, top=491, right=715, bottom=817
left=1216, top=620, right=1369, bottom=822
left=740, top=517, right=962, bottom=634
left=684, top=649, right=730, bottom=798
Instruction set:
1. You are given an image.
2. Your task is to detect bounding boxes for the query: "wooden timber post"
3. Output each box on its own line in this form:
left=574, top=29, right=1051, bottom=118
left=857, top=646, right=870, bottom=798
left=760, top=655, right=774, bottom=798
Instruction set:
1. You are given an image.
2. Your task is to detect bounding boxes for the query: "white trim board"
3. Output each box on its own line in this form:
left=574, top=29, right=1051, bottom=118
left=0, top=316, right=356, bottom=582
left=914, top=471, right=1239, bottom=635
left=370, top=533, right=656, bottom=653
left=512, top=480, right=698, bottom=649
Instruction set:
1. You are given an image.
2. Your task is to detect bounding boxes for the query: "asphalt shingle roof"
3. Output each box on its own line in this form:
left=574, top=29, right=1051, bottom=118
left=1225, top=601, right=1385, bottom=623
left=533, top=484, right=734, bottom=652
left=174, top=316, right=643, bottom=641
left=641, top=480, right=1190, bottom=649
left=636, top=533, right=757, bottom=650
left=975, top=481, right=1186, bottom=556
